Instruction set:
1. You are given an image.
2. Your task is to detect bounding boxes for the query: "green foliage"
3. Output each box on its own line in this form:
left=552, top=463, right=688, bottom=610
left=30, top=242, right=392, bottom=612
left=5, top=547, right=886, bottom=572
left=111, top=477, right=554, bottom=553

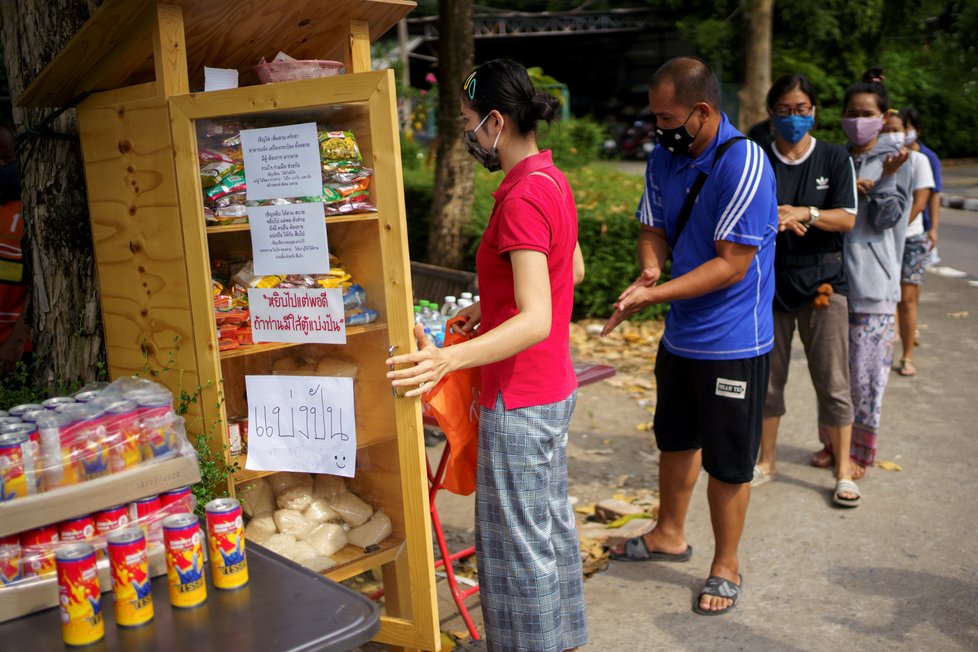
left=0, top=362, right=51, bottom=407
left=538, top=116, right=607, bottom=169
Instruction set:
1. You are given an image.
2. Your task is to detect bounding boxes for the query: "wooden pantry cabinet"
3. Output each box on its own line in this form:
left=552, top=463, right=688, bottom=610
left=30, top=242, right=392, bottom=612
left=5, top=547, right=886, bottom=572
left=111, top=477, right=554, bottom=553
left=18, top=1, right=438, bottom=650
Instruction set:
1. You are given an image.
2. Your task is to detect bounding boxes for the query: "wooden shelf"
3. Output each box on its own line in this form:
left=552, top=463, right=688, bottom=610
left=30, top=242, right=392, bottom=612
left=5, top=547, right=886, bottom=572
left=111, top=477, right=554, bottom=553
left=232, top=455, right=275, bottom=485
left=206, top=211, right=380, bottom=235
left=0, top=455, right=201, bottom=538
left=324, top=536, right=402, bottom=583
left=220, top=321, right=387, bottom=360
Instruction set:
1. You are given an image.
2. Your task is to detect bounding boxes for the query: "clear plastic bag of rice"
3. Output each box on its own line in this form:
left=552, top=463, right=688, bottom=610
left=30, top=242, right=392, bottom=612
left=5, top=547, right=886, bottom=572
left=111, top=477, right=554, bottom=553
left=290, top=540, right=318, bottom=563
left=274, top=509, right=316, bottom=539
left=269, top=472, right=314, bottom=496
left=331, top=492, right=373, bottom=527
left=244, top=511, right=277, bottom=545
left=306, top=522, right=348, bottom=557
left=346, top=510, right=392, bottom=549
left=237, top=477, right=275, bottom=517
left=313, top=474, right=348, bottom=501
left=304, top=498, right=340, bottom=523
left=276, top=484, right=314, bottom=511
left=300, top=556, right=336, bottom=573
left=263, top=533, right=297, bottom=558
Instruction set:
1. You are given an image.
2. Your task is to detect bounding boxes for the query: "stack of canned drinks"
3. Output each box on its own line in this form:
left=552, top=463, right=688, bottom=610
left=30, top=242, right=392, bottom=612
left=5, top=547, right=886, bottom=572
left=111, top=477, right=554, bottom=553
left=0, top=378, right=183, bottom=504
left=0, top=486, right=195, bottom=588
left=52, top=498, right=248, bottom=646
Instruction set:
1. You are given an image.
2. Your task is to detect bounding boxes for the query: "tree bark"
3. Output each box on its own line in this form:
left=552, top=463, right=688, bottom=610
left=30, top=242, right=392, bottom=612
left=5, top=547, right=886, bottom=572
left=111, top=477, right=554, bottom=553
left=427, top=0, right=475, bottom=269
left=0, top=0, right=106, bottom=387
left=737, top=0, right=773, bottom=133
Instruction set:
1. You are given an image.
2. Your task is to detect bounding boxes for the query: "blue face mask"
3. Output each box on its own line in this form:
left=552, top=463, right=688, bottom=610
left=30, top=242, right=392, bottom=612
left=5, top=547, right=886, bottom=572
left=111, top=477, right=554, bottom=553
left=772, top=114, right=815, bottom=144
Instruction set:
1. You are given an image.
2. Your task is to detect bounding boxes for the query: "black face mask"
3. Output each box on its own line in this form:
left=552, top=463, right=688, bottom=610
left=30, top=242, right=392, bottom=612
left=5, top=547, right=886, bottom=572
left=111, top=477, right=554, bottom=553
left=655, top=107, right=703, bottom=157
left=464, top=114, right=502, bottom=172
left=0, top=161, right=19, bottom=204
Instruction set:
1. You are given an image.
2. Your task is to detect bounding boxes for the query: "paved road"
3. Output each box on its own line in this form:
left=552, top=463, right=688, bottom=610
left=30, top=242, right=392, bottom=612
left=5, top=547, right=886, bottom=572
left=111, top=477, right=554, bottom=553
left=934, top=206, right=978, bottom=279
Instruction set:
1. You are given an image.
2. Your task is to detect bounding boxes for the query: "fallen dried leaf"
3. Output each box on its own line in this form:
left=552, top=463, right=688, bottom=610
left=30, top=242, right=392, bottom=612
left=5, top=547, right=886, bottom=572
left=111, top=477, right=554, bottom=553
left=606, top=513, right=654, bottom=528
left=946, top=311, right=969, bottom=319
left=874, top=460, right=903, bottom=471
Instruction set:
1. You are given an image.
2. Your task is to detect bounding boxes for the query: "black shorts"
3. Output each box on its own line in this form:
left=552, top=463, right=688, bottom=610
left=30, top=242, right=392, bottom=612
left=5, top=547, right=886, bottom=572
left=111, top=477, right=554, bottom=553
left=653, top=346, right=770, bottom=484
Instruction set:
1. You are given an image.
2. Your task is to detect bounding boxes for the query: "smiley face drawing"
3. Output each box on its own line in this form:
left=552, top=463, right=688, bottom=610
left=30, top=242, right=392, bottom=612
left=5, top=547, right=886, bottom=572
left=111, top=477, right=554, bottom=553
left=333, top=454, right=347, bottom=470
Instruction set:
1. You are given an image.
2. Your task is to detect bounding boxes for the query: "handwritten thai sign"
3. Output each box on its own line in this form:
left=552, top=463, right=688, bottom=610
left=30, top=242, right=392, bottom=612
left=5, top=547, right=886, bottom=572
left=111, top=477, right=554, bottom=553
left=244, top=375, right=356, bottom=477
left=240, top=122, right=322, bottom=201
left=249, top=202, right=329, bottom=275
left=248, top=288, right=346, bottom=344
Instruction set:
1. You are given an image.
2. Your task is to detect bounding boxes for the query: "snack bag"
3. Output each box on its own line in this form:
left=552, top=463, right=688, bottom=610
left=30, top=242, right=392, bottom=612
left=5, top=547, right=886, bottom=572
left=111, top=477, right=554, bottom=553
left=422, top=315, right=481, bottom=495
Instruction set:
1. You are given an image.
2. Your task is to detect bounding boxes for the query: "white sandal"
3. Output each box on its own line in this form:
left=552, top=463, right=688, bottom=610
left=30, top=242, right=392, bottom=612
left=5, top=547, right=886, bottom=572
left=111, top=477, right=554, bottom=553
left=833, top=479, right=861, bottom=508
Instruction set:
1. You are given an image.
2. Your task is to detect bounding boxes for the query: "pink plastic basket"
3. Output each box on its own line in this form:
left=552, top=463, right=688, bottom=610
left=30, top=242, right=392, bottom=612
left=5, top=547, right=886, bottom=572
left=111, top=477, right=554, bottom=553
left=253, top=59, right=344, bottom=84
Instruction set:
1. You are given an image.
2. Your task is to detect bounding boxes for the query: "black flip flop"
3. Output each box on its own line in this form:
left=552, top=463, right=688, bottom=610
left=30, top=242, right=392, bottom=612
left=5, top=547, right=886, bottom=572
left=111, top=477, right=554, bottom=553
left=692, top=574, right=743, bottom=616
left=608, top=536, right=693, bottom=562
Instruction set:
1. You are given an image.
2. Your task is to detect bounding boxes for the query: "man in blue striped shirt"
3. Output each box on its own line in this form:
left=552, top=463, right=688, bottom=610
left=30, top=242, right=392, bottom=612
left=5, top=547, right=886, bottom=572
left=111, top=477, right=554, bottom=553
left=603, top=57, right=777, bottom=616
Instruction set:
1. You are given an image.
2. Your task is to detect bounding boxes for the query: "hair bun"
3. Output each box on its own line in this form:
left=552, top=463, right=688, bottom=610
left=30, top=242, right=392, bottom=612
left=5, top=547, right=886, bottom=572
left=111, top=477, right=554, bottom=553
left=862, top=66, right=885, bottom=84
left=529, top=92, right=560, bottom=123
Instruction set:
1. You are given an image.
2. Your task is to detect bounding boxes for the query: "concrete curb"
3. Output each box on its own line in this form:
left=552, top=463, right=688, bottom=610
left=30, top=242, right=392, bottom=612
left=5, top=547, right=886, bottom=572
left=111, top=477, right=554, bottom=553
left=942, top=194, right=978, bottom=212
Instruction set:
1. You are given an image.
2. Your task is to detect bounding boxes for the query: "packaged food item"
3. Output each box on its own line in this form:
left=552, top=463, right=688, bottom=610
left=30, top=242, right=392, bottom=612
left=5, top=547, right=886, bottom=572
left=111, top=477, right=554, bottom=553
left=227, top=418, right=243, bottom=457
left=56, top=543, right=104, bottom=646
left=159, top=486, right=194, bottom=511
left=268, top=472, right=312, bottom=496
left=107, top=527, right=154, bottom=627
left=273, top=509, right=315, bottom=539
left=262, top=533, right=297, bottom=559
left=346, top=510, right=393, bottom=549
left=331, top=492, right=373, bottom=527
left=237, top=477, right=274, bottom=517
left=200, top=160, right=235, bottom=187
left=198, top=148, right=233, bottom=164
left=20, top=524, right=59, bottom=578
left=290, top=540, right=318, bottom=563
left=244, top=512, right=276, bottom=545
left=0, top=431, right=42, bottom=501
left=205, top=497, right=248, bottom=590
left=305, top=522, right=348, bottom=557
left=59, top=514, right=96, bottom=543
left=346, top=308, right=379, bottom=326
left=318, top=130, right=361, bottom=165
left=303, top=498, right=340, bottom=524
left=275, top=484, right=314, bottom=511
left=312, top=474, right=347, bottom=501
left=0, top=542, right=21, bottom=586
left=299, top=555, right=336, bottom=573
left=162, top=513, right=207, bottom=608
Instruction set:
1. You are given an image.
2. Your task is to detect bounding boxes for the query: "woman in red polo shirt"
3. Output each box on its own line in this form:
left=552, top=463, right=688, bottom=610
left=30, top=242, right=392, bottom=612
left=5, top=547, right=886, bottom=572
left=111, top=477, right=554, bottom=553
left=387, top=59, right=587, bottom=652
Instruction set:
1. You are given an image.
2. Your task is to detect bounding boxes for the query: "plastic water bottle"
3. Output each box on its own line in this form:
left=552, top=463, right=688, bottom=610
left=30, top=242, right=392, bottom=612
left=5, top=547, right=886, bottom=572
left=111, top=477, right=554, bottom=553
left=413, top=305, right=424, bottom=325
left=441, top=296, right=458, bottom=318
left=427, top=303, right=445, bottom=347
left=457, top=292, right=473, bottom=311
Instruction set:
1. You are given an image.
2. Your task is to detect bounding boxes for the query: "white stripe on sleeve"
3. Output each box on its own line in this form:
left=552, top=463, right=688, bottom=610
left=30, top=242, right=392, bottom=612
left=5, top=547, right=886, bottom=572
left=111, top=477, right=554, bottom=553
left=715, top=140, right=763, bottom=240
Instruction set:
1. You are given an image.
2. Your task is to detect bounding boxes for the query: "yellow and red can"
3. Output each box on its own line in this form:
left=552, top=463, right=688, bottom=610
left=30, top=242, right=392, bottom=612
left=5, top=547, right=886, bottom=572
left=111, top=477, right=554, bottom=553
left=0, top=542, right=21, bottom=587
left=55, top=543, right=104, bottom=646
left=0, top=431, right=42, bottom=502
left=107, top=527, right=154, bottom=627
left=162, top=513, right=207, bottom=608
left=131, top=391, right=174, bottom=460
left=130, top=494, right=163, bottom=545
left=205, top=498, right=248, bottom=590
left=95, top=505, right=130, bottom=537
left=59, top=515, right=96, bottom=543
left=159, top=486, right=193, bottom=512
left=20, top=524, right=59, bottom=578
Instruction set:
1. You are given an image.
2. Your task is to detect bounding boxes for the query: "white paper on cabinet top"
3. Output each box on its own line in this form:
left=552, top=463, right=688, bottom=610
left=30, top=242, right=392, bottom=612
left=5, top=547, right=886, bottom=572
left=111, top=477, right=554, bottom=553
left=244, top=375, right=357, bottom=478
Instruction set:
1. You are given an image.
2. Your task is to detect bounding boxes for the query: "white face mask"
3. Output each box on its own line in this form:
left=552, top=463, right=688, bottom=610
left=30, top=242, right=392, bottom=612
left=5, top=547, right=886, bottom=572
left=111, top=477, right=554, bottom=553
left=905, top=129, right=918, bottom=145
left=878, top=132, right=906, bottom=148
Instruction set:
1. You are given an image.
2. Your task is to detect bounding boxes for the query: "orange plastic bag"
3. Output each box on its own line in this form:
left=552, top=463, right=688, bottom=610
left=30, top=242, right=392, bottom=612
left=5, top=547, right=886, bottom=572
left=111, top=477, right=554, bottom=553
left=423, top=315, right=481, bottom=495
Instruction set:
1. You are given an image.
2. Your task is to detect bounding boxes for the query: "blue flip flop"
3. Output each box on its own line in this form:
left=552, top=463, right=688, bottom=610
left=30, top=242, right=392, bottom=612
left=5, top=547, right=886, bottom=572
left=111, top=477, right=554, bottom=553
left=609, top=536, right=693, bottom=562
left=692, top=574, right=743, bottom=616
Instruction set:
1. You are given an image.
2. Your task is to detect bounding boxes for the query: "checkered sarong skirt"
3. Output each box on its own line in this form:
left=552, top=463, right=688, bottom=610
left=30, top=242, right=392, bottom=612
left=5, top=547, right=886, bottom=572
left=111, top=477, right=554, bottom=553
left=475, top=391, right=588, bottom=652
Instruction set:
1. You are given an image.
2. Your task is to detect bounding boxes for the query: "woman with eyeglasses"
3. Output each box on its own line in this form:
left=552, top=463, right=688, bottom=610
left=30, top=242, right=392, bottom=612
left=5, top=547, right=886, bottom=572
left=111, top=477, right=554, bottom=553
left=751, top=74, right=862, bottom=507
left=832, top=67, right=912, bottom=483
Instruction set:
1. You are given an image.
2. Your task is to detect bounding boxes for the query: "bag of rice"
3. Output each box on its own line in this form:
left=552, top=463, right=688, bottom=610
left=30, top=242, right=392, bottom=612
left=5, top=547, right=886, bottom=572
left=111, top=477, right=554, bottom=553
left=332, top=492, right=373, bottom=527
left=276, top=484, right=314, bottom=511
left=237, top=478, right=274, bottom=517
left=269, top=472, right=313, bottom=496
left=304, top=498, right=340, bottom=523
left=263, top=533, right=297, bottom=558
left=313, top=474, right=348, bottom=501
left=244, top=511, right=277, bottom=545
left=346, top=510, right=393, bottom=549
left=290, top=540, right=318, bottom=563
left=306, top=523, right=348, bottom=557
left=300, top=556, right=336, bottom=573
left=274, top=509, right=315, bottom=539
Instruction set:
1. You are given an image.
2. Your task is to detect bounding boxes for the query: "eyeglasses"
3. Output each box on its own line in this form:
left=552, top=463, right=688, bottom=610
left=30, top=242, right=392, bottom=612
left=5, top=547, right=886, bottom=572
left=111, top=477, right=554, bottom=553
left=772, top=104, right=813, bottom=117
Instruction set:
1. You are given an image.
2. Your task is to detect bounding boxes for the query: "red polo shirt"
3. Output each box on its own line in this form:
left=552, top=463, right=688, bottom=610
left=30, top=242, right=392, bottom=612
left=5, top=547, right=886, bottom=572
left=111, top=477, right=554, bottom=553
left=475, top=150, right=578, bottom=410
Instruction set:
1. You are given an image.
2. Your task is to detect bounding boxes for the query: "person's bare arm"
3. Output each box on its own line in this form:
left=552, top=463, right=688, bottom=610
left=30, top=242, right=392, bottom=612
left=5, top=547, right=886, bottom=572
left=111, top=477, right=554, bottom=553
left=777, top=206, right=855, bottom=236
left=908, top=187, right=930, bottom=224
left=572, top=241, right=585, bottom=285
left=927, top=191, right=941, bottom=247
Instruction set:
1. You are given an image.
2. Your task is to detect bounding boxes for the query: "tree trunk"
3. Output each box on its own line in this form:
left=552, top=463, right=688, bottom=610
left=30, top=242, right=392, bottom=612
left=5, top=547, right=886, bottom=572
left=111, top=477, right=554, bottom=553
left=427, top=0, right=475, bottom=269
left=0, top=0, right=106, bottom=387
left=737, top=0, right=773, bottom=133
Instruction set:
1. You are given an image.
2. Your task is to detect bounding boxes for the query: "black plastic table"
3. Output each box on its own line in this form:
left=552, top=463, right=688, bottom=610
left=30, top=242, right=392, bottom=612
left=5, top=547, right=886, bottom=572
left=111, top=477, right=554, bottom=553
left=3, top=543, right=380, bottom=651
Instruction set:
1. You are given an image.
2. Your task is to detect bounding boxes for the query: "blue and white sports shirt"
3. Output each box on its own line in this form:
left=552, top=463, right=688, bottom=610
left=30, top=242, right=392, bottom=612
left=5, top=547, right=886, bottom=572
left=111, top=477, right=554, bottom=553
left=636, top=113, right=778, bottom=360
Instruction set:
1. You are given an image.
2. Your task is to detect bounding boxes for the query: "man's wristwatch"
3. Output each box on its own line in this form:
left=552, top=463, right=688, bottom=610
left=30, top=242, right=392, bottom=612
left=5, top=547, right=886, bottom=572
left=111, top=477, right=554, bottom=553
left=807, top=206, right=821, bottom=225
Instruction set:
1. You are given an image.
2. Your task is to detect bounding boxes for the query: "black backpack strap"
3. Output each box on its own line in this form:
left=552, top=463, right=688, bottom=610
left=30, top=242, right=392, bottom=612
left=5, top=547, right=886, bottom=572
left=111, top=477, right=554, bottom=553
left=671, top=136, right=746, bottom=247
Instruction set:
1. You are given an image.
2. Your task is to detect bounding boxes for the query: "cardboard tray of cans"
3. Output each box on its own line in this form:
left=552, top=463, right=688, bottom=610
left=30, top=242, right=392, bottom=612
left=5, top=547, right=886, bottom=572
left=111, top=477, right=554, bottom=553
left=0, top=540, right=171, bottom=624
left=0, top=455, right=200, bottom=538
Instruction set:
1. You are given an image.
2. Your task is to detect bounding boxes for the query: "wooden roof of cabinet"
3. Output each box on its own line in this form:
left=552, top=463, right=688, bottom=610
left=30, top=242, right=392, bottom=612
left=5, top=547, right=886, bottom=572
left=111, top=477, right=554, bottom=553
left=17, top=2, right=440, bottom=651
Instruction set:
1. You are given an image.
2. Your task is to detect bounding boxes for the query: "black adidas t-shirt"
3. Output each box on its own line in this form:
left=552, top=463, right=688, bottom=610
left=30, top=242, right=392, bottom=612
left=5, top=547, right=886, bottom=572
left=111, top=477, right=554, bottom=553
left=765, top=139, right=857, bottom=311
